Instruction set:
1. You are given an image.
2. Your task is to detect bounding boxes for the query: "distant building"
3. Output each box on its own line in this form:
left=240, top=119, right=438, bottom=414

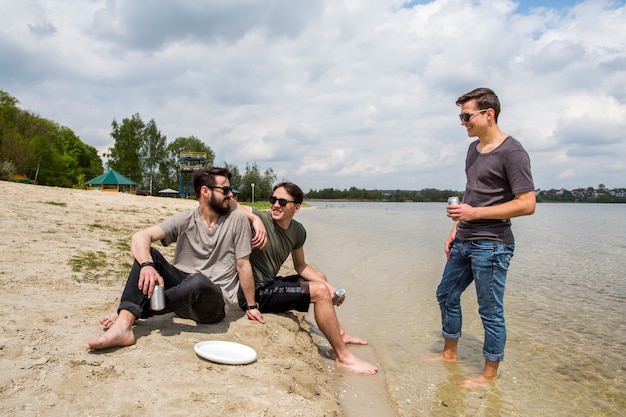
left=85, top=170, right=138, bottom=194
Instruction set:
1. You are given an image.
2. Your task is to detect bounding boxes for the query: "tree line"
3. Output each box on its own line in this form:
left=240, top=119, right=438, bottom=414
left=3, top=89, right=623, bottom=204
left=305, top=187, right=463, bottom=202
left=0, top=90, right=103, bottom=188
left=104, top=113, right=276, bottom=201
left=0, top=90, right=275, bottom=201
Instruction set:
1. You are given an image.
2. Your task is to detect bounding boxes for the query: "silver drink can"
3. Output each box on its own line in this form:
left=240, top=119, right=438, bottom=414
left=332, top=288, right=346, bottom=305
left=150, top=285, right=165, bottom=311
left=447, top=196, right=460, bottom=205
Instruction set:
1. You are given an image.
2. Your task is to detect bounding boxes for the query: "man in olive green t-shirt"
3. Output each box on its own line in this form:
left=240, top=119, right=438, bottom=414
left=235, top=182, right=378, bottom=375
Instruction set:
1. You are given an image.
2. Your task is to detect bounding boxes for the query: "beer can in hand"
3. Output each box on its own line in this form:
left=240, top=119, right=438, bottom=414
left=150, top=285, right=165, bottom=311
left=447, top=196, right=460, bottom=205
left=332, top=288, right=346, bottom=305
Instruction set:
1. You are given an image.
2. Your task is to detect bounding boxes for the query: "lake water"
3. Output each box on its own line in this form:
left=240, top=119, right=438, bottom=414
left=297, top=202, right=625, bottom=417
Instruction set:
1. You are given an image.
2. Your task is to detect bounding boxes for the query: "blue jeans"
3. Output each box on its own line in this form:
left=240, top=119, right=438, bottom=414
left=436, top=239, right=514, bottom=362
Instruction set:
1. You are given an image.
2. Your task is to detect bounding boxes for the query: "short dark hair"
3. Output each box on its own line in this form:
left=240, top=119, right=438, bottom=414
left=456, top=87, right=501, bottom=122
left=192, top=165, right=232, bottom=198
left=273, top=181, right=304, bottom=205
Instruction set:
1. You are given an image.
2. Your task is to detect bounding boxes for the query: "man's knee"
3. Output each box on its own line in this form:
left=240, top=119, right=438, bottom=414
left=309, top=281, right=331, bottom=302
left=195, top=308, right=225, bottom=324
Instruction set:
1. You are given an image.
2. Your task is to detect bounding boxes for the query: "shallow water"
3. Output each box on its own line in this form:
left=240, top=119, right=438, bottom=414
left=298, top=202, right=626, bottom=417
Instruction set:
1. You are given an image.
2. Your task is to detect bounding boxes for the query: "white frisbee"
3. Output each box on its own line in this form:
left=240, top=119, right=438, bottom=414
left=194, top=341, right=257, bottom=365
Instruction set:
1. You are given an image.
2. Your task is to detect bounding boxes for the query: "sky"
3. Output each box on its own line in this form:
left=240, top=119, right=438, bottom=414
left=1, top=0, right=625, bottom=192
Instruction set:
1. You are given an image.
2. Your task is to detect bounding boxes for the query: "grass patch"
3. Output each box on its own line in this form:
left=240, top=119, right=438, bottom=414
left=69, top=250, right=130, bottom=283
left=116, top=239, right=130, bottom=252
left=42, top=201, right=67, bottom=207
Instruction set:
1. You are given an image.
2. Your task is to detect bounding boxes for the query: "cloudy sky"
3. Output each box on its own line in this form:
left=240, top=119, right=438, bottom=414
left=1, top=0, right=625, bottom=192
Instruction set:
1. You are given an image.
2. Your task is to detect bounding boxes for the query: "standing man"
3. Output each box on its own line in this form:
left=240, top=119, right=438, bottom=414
left=432, top=88, right=535, bottom=388
left=87, top=166, right=262, bottom=350
left=234, top=182, right=378, bottom=375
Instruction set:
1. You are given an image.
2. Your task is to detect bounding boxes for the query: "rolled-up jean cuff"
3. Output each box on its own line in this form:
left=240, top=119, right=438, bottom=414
left=442, top=331, right=461, bottom=340
left=118, top=301, right=142, bottom=319
left=483, top=350, right=504, bottom=362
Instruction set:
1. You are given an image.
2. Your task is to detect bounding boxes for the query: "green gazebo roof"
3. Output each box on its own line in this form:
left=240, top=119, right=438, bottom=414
left=86, top=170, right=138, bottom=185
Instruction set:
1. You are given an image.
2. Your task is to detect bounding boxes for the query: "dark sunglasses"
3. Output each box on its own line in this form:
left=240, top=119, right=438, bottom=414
left=207, top=185, right=234, bottom=195
left=459, top=109, right=488, bottom=123
left=269, top=196, right=296, bottom=207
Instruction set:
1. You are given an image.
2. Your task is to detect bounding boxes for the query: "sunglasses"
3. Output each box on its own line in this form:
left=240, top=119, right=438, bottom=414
left=459, top=109, right=488, bottom=123
left=207, top=185, right=234, bottom=195
left=269, top=196, right=296, bottom=207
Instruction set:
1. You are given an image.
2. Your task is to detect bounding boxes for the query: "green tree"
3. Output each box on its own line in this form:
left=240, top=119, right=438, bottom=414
left=228, top=164, right=242, bottom=192
left=143, top=119, right=167, bottom=195
left=107, top=114, right=170, bottom=193
left=164, top=136, right=215, bottom=191
left=107, top=113, right=145, bottom=185
left=239, top=163, right=277, bottom=202
left=0, top=89, right=102, bottom=187
left=167, top=136, right=215, bottom=165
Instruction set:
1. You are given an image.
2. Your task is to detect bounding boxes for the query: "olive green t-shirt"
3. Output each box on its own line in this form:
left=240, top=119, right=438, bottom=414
left=250, top=208, right=306, bottom=289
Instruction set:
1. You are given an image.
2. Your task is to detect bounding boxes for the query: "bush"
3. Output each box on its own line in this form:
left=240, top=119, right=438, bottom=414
left=0, top=160, right=17, bottom=180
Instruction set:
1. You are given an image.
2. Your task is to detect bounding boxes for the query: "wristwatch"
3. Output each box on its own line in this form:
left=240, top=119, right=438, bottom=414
left=245, top=303, right=259, bottom=310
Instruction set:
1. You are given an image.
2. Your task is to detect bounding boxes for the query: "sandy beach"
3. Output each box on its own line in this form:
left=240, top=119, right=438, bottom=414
left=0, top=181, right=344, bottom=417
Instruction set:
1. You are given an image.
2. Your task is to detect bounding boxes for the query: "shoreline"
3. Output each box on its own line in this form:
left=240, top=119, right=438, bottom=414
left=0, top=181, right=346, bottom=416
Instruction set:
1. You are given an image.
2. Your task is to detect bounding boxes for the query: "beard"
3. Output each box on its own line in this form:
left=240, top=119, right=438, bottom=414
left=208, top=194, right=231, bottom=215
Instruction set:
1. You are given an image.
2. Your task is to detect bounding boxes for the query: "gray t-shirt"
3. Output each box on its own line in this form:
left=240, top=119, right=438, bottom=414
left=456, top=136, right=535, bottom=243
left=159, top=208, right=252, bottom=304
left=250, top=208, right=306, bottom=289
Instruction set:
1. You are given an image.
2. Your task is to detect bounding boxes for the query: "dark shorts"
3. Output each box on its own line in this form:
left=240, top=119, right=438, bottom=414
left=242, top=275, right=311, bottom=313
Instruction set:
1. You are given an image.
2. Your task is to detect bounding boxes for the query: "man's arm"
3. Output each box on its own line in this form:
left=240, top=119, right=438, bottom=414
left=230, top=200, right=267, bottom=249
left=130, top=225, right=166, bottom=295
left=448, top=190, right=536, bottom=222
left=292, top=247, right=341, bottom=303
left=291, top=247, right=319, bottom=280
left=236, top=256, right=264, bottom=323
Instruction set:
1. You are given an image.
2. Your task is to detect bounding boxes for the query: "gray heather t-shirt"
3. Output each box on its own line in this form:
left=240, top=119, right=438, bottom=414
left=250, top=208, right=306, bottom=289
left=159, top=207, right=252, bottom=304
left=456, top=136, right=534, bottom=243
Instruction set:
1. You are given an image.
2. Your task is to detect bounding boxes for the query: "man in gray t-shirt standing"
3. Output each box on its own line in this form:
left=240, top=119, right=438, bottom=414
left=427, top=88, right=536, bottom=388
left=87, top=166, right=262, bottom=350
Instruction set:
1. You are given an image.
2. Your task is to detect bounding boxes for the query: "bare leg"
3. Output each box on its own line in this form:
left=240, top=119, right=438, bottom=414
left=421, top=338, right=458, bottom=362
left=458, top=359, right=499, bottom=389
left=309, top=282, right=377, bottom=374
left=339, top=325, right=368, bottom=345
left=86, top=309, right=136, bottom=350
left=318, top=278, right=368, bottom=345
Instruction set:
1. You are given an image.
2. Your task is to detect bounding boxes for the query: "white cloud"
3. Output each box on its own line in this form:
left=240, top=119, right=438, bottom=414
left=1, top=0, right=625, bottom=191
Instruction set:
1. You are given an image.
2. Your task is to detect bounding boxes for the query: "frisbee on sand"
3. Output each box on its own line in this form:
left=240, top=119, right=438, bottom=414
left=194, top=341, right=257, bottom=365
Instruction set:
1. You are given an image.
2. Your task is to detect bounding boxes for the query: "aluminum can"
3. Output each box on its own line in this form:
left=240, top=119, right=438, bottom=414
left=332, top=288, right=346, bottom=305
left=447, top=196, right=460, bottom=205
left=150, top=285, right=165, bottom=311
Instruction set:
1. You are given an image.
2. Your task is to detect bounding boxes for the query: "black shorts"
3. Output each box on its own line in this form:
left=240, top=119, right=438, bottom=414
left=251, top=275, right=311, bottom=313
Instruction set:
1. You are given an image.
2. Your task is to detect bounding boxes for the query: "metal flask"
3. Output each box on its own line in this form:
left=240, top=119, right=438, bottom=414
left=150, top=285, right=165, bottom=311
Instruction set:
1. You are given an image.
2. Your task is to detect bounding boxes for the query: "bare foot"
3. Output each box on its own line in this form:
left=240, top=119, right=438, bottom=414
left=458, top=374, right=495, bottom=389
left=86, top=321, right=135, bottom=350
left=420, top=354, right=457, bottom=363
left=341, top=331, right=368, bottom=345
left=336, top=353, right=378, bottom=375
left=98, top=313, right=119, bottom=329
